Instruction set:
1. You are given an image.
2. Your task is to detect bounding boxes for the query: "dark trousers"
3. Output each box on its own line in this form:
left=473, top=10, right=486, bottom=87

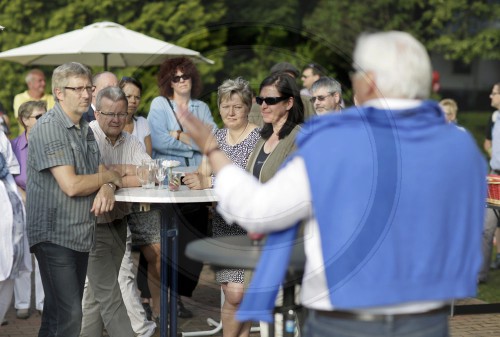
left=33, top=242, right=89, bottom=337
left=170, top=203, right=209, bottom=297
left=137, top=251, right=151, bottom=299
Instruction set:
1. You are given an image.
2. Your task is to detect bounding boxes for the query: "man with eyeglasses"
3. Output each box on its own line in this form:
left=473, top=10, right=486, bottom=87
left=82, top=71, right=118, bottom=122
left=80, top=86, right=152, bottom=337
left=26, top=62, right=123, bottom=337
left=300, top=63, right=326, bottom=97
left=309, top=77, right=343, bottom=115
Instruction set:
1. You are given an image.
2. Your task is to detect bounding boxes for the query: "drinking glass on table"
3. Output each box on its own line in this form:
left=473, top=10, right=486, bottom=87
left=155, top=159, right=167, bottom=189
left=137, top=159, right=155, bottom=189
left=168, top=172, right=182, bottom=191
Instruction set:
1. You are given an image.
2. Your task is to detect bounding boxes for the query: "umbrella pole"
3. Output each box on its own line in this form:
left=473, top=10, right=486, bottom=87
left=103, top=53, right=109, bottom=71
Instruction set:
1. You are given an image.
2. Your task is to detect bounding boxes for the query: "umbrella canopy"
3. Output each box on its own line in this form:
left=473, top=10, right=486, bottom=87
left=0, top=21, right=214, bottom=69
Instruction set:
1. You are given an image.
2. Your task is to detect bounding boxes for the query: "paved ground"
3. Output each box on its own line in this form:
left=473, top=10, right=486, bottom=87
left=1, top=265, right=500, bottom=337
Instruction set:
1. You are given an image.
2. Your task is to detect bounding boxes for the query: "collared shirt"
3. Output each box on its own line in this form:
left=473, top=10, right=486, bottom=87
left=217, top=99, right=461, bottom=315
left=13, top=91, right=55, bottom=118
left=10, top=132, right=28, bottom=190
left=26, top=102, right=100, bottom=252
left=89, top=120, right=151, bottom=223
left=490, top=110, right=500, bottom=170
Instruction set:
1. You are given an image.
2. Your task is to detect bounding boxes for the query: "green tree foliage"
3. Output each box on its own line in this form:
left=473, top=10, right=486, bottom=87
left=0, top=0, right=225, bottom=134
left=302, top=0, right=500, bottom=69
left=0, top=0, right=498, bottom=134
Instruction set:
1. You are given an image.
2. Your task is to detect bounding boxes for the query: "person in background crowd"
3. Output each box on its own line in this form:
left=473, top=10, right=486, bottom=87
left=80, top=86, right=151, bottom=337
left=300, top=63, right=326, bottom=97
left=0, top=153, right=31, bottom=327
left=310, top=77, right=343, bottom=115
left=10, top=100, right=47, bottom=320
left=0, top=130, right=19, bottom=175
left=484, top=83, right=500, bottom=156
left=439, top=98, right=459, bottom=124
left=13, top=69, right=55, bottom=119
left=184, top=77, right=260, bottom=337
left=480, top=82, right=500, bottom=282
left=82, top=71, right=118, bottom=122
left=117, top=76, right=158, bottom=336
left=249, top=62, right=314, bottom=126
left=148, top=56, right=217, bottom=318
left=0, top=102, right=11, bottom=136
left=245, top=71, right=305, bottom=337
left=178, top=30, right=486, bottom=337
left=27, top=62, right=122, bottom=337
left=119, top=76, right=152, bottom=156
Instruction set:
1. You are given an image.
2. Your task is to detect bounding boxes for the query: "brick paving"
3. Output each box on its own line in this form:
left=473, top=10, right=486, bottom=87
left=1, top=265, right=499, bottom=337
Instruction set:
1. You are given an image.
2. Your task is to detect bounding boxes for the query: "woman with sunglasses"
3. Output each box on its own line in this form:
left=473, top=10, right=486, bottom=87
left=147, top=57, right=217, bottom=319
left=148, top=57, right=216, bottom=166
left=248, top=72, right=304, bottom=337
left=11, top=100, right=47, bottom=202
left=119, top=77, right=152, bottom=156
left=9, top=100, right=47, bottom=319
left=249, top=72, right=304, bottom=182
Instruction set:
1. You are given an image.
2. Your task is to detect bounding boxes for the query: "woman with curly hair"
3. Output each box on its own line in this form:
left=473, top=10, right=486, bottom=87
left=148, top=57, right=216, bottom=166
left=147, top=57, right=217, bottom=319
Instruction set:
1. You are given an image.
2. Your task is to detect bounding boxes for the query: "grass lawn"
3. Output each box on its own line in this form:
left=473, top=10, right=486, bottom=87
left=459, top=111, right=491, bottom=156
left=477, top=268, right=500, bottom=303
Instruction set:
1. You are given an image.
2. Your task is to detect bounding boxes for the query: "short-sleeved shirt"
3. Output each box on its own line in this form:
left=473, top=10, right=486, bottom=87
left=26, top=103, right=100, bottom=252
left=130, top=116, right=151, bottom=151
left=10, top=132, right=28, bottom=190
left=89, top=120, right=151, bottom=224
left=13, top=91, right=55, bottom=118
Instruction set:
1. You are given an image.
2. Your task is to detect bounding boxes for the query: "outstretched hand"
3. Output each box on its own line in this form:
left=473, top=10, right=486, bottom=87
left=176, top=105, right=218, bottom=154
left=177, top=105, right=233, bottom=175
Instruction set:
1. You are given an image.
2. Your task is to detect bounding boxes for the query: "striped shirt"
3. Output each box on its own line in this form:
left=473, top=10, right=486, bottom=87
left=89, top=121, right=151, bottom=223
left=27, top=103, right=100, bottom=252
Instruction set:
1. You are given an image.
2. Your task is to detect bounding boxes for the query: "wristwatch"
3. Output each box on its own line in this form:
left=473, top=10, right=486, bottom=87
left=105, top=182, right=117, bottom=191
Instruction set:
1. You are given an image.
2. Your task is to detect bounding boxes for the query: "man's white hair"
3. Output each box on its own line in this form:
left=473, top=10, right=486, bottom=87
left=353, top=31, right=432, bottom=99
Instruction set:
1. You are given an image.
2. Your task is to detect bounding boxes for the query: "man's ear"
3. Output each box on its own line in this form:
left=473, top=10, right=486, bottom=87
left=54, top=87, right=64, bottom=102
left=333, top=92, right=340, bottom=104
left=364, top=71, right=378, bottom=97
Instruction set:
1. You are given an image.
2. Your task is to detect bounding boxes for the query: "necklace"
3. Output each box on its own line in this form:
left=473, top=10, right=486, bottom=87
left=227, top=121, right=249, bottom=145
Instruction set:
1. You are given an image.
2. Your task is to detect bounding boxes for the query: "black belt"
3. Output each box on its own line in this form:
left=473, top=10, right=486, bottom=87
left=314, top=306, right=449, bottom=322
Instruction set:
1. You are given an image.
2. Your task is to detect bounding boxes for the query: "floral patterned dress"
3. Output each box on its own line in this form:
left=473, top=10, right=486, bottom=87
left=213, top=127, right=260, bottom=284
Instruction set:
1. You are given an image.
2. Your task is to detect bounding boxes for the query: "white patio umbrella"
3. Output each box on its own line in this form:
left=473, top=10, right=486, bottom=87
left=0, top=21, right=213, bottom=69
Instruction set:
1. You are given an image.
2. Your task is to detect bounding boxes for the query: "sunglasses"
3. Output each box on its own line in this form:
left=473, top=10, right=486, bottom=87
left=172, top=74, right=191, bottom=83
left=255, top=96, right=289, bottom=105
left=30, top=114, right=43, bottom=120
left=310, top=93, right=334, bottom=104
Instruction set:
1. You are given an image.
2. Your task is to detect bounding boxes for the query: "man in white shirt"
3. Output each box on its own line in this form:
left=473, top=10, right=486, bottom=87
left=80, top=86, right=151, bottom=337
left=177, top=31, right=486, bottom=337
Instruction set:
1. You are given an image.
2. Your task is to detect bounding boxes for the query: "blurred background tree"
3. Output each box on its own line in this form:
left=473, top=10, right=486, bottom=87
left=0, top=0, right=499, bottom=135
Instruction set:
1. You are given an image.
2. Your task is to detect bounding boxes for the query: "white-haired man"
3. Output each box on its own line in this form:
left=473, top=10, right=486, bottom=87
left=178, top=31, right=486, bottom=337
left=13, top=69, right=55, bottom=118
